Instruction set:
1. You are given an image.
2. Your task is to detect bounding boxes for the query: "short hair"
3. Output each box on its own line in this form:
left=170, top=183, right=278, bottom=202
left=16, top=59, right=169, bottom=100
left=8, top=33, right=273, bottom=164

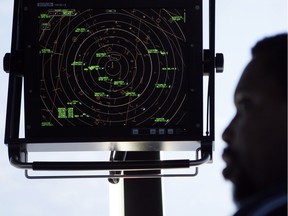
left=251, top=33, right=287, bottom=100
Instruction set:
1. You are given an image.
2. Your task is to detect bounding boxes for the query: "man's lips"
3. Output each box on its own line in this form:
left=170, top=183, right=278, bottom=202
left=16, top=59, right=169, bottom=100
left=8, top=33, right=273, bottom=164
left=222, top=148, right=233, bottom=163
left=222, top=148, right=236, bottom=181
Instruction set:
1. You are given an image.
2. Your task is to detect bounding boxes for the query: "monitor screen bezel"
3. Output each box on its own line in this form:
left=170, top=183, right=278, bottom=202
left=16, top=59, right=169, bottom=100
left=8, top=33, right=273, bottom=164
left=21, top=0, right=203, bottom=143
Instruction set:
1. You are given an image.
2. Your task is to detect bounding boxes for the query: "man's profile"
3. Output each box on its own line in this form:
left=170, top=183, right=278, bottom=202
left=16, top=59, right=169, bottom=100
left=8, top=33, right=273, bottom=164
left=222, top=33, right=287, bottom=215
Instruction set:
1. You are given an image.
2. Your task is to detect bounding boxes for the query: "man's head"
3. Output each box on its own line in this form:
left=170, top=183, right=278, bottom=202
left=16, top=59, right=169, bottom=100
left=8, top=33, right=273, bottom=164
left=222, top=34, right=287, bottom=204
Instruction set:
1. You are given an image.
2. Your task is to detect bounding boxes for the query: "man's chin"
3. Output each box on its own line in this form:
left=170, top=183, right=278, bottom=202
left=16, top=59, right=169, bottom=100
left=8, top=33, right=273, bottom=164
left=222, top=165, right=237, bottom=183
left=222, top=167, right=232, bottom=181
left=231, top=181, right=255, bottom=205
left=222, top=168, right=254, bottom=203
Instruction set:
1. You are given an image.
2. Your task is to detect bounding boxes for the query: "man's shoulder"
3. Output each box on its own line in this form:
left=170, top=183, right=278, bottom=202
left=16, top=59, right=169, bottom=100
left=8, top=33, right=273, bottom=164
left=234, top=191, right=287, bottom=216
left=266, top=203, right=287, bottom=216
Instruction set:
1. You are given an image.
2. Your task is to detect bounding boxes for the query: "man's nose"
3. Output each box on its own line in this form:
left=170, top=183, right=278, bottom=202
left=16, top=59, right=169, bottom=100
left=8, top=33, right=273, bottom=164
left=222, top=120, right=234, bottom=143
left=222, top=127, right=230, bottom=143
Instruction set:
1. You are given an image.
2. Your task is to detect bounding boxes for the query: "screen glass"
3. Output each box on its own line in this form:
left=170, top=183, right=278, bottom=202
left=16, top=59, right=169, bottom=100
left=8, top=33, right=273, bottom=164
left=24, top=1, right=202, bottom=141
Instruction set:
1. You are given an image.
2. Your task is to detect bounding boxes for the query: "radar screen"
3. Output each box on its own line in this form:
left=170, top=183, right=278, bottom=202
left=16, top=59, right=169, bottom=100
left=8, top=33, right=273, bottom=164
left=23, top=0, right=203, bottom=141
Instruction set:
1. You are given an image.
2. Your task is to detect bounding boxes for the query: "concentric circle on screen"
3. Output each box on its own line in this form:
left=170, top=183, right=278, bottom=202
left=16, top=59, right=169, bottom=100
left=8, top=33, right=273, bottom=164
left=39, top=8, right=187, bottom=127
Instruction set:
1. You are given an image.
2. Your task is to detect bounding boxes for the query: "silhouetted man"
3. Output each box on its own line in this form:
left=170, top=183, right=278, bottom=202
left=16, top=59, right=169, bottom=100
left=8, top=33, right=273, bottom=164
left=222, top=34, right=287, bottom=215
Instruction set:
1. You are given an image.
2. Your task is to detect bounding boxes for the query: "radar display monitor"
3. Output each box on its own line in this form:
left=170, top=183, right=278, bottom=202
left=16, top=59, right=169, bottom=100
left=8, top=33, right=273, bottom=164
left=22, top=0, right=203, bottom=142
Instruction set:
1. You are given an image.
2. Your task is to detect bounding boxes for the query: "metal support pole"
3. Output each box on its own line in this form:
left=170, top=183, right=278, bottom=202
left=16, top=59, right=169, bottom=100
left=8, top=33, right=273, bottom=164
left=123, top=152, right=163, bottom=216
